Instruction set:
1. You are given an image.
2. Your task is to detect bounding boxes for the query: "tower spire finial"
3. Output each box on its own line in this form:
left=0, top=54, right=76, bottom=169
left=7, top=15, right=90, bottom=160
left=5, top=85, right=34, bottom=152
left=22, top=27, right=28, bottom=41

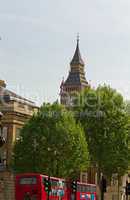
left=77, top=33, right=79, bottom=44
left=70, top=33, right=84, bottom=66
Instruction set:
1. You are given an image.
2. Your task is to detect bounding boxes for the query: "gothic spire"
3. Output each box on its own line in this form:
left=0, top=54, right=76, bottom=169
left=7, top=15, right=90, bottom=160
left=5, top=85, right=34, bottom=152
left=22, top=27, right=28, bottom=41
left=70, top=35, right=85, bottom=66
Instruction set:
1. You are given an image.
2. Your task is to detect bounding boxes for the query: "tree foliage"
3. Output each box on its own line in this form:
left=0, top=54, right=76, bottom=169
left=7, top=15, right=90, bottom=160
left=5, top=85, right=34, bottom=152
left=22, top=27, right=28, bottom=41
left=74, top=85, right=129, bottom=178
left=12, top=103, right=89, bottom=178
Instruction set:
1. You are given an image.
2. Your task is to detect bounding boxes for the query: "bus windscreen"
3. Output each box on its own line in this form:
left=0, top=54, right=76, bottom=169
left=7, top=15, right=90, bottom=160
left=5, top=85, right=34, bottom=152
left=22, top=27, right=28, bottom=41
left=19, top=177, right=37, bottom=185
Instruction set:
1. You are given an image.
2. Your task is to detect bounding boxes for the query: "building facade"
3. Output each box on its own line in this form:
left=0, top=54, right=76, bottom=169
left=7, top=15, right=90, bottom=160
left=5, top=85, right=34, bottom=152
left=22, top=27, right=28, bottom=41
left=0, top=80, right=38, bottom=200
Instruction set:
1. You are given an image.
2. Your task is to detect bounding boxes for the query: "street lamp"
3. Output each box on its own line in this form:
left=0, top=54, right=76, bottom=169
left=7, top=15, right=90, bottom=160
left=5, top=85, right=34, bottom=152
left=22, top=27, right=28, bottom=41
left=0, top=112, right=5, bottom=147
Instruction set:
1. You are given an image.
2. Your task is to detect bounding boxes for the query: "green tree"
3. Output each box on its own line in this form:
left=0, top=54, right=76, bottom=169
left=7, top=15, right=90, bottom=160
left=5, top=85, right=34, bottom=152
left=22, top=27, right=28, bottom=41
left=125, top=100, right=130, bottom=171
left=12, top=103, right=89, bottom=178
left=74, top=85, right=129, bottom=178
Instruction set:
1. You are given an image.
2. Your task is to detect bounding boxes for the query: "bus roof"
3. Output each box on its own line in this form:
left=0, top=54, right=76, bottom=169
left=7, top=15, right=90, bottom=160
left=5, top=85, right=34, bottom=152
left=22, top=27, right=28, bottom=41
left=15, top=173, right=96, bottom=186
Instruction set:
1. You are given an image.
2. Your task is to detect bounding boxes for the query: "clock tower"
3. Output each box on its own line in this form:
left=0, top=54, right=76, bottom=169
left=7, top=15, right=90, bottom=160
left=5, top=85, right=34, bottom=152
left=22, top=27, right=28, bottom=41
left=60, top=37, right=88, bottom=105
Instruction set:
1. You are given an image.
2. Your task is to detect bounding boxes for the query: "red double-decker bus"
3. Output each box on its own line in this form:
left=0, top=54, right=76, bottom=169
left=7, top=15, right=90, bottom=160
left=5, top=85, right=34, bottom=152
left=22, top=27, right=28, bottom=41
left=15, top=173, right=97, bottom=200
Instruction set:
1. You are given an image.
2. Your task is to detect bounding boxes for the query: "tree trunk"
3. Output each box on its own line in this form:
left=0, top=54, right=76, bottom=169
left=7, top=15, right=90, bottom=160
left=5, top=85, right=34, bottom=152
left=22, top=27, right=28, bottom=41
left=117, top=174, right=120, bottom=200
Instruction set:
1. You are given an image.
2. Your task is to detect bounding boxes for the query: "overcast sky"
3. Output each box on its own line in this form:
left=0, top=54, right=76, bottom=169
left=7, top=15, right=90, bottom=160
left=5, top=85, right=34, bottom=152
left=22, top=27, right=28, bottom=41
left=0, top=0, right=130, bottom=105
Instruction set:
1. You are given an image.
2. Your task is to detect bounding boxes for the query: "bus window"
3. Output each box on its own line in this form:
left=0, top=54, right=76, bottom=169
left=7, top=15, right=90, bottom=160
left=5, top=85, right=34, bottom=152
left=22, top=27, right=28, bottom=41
left=51, top=179, right=58, bottom=187
left=91, top=185, right=96, bottom=193
left=87, top=185, right=90, bottom=192
left=77, top=184, right=80, bottom=192
left=83, top=186, right=86, bottom=192
left=19, top=177, right=37, bottom=185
